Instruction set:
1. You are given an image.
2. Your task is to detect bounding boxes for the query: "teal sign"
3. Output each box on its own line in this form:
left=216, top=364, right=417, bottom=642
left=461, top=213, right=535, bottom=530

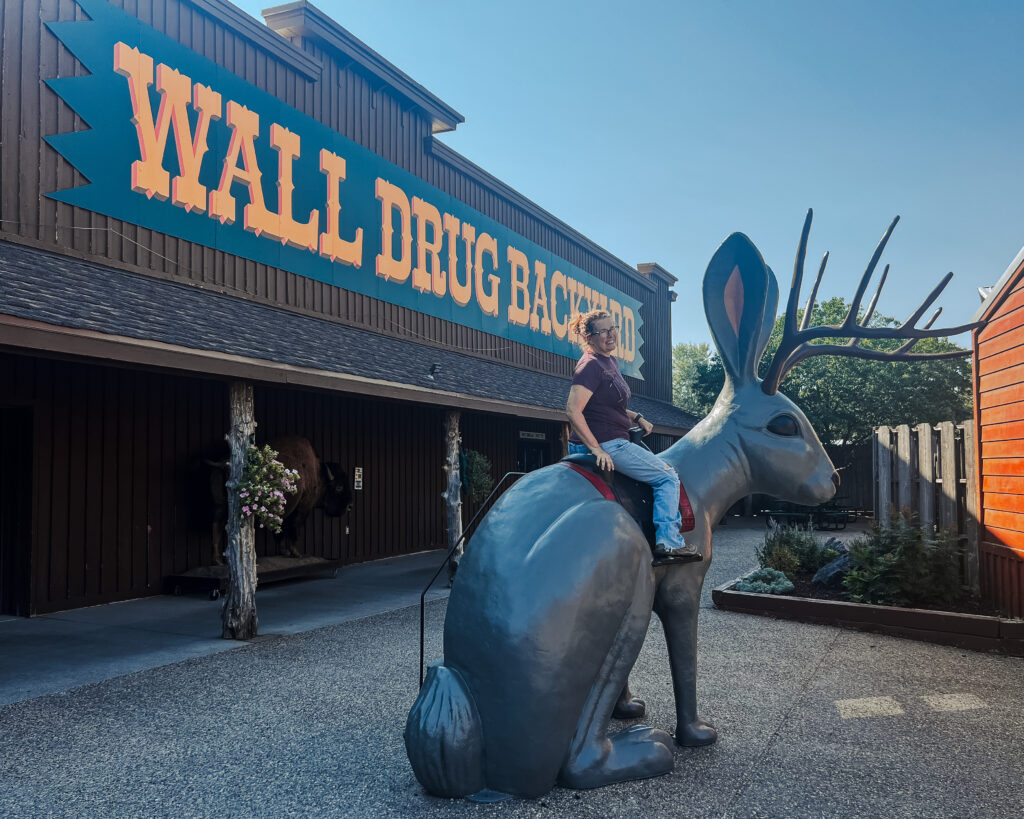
left=44, top=0, right=645, bottom=376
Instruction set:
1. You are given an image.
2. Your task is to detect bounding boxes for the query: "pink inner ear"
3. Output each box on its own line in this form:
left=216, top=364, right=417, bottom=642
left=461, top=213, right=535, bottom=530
left=724, top=265, right=743, bottom=335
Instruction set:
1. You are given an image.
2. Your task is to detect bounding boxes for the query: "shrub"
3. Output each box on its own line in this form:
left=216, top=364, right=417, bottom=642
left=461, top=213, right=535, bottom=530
left=735, top=568, right=795, bottom=595
left=759, top=545, right=800, bottom=578
left=462, top=449, right=494, bottom=503
left=843, top=513, right=965, bottom=607
left=758, top=519, right=840, bottom=578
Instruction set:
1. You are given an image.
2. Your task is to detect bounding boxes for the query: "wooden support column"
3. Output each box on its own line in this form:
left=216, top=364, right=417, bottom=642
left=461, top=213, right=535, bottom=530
left=222, top=381, right=258, bottom=640
left=443, top=410, right=464, bottom=582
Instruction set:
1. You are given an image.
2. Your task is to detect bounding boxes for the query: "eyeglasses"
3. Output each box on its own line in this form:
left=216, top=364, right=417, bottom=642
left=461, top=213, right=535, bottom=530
left=589, top=326, right=619, bottom=338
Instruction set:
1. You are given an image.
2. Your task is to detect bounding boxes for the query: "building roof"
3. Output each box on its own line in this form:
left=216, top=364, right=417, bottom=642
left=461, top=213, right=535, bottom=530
left=261, top=1, right=464, bottom=134
left=0, top=240, right=698, bottom=434
left=973, top=245, right=1024, bottom=324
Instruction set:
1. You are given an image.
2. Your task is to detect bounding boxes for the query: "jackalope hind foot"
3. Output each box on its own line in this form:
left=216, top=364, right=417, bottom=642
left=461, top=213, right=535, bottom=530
left=676, top=718, right=717, bottom=747
left=560, top=725, right=674, bottom=790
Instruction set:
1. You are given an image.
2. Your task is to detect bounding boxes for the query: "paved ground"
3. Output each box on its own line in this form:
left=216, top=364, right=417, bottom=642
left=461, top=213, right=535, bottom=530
left=0, top=550, right=450, bottom=707
left=2, top=520, right=1023, bottom=818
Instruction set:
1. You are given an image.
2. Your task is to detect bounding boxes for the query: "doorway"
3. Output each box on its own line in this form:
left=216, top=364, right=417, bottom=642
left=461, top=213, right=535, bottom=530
left=516, top=433, right=553, bottom=473
left=0, top=408, right=32, bottom=616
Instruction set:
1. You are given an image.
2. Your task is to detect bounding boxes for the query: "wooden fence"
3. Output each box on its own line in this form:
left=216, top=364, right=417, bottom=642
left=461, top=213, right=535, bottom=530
left=874, top=422, right=979, bottom=587
left=825, top=442, right=874, bottom=513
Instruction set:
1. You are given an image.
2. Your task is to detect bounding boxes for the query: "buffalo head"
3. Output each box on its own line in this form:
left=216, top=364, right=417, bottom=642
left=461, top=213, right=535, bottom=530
left=320, top=461, right=352, bottom=517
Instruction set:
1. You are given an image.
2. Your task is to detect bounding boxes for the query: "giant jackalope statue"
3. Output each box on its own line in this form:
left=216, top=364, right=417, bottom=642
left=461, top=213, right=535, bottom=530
left=406, top=211, right=975, bottom=799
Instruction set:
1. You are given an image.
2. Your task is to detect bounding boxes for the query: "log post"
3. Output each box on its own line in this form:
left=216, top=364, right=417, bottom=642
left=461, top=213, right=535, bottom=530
left=443, top=410, right=463, bottom=583
left=222, top=381, right=258, bottom=640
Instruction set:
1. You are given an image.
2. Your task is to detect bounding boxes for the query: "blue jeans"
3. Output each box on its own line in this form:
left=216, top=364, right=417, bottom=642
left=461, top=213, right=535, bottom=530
left=569, top=438, right=685, bottom=549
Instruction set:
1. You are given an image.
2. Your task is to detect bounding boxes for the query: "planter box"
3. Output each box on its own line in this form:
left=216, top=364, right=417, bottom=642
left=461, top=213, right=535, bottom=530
left=713, top=573, right=1024, bottom=657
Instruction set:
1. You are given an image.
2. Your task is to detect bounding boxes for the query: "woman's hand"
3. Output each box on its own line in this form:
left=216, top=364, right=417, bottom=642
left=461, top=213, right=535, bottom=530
left=639, top=417, right=654, bottom=437
left=591, top=447, right=614, bottom=471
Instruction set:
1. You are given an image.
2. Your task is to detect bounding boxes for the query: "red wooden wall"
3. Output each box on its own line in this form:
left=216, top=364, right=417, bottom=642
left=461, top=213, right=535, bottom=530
left=975, top=263, right=1024, bottom=618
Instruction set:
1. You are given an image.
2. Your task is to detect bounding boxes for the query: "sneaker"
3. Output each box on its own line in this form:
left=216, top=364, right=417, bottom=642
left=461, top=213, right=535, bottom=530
left=652, top=542, right=702, bottom=566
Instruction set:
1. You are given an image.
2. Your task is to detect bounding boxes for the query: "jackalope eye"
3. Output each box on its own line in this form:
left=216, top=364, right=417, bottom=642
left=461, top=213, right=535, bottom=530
left=766, top=414, right=801, bottom=437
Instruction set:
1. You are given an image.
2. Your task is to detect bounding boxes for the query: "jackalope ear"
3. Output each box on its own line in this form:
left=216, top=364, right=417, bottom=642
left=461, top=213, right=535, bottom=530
left=703, top=233, right=779, bottom=386
left=755, top=266, right=779, bottom=370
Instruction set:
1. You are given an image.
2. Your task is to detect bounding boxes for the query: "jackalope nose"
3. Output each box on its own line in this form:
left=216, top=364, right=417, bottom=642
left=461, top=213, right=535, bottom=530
left=832, top=471, right=841, bottom=490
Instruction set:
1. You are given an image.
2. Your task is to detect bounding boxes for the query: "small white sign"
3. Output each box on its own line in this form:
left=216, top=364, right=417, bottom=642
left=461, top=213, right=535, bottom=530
left=519, top=431, right=546, bottom=441
left=354, top=466, right=363, bottom=490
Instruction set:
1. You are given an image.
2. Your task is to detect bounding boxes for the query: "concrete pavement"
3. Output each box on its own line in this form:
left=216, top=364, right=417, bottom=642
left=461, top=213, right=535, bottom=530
left=0, top=549, right=450, bottom=707
left=2, top=521, right=1023, bottom=817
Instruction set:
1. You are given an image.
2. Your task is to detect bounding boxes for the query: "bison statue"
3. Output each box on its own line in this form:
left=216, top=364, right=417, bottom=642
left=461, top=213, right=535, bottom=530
left=203, top=435, right=351, bottom=564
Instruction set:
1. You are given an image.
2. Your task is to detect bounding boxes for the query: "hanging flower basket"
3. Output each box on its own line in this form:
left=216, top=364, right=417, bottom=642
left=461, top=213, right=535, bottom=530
left=237, top=444, right=299, bottom=533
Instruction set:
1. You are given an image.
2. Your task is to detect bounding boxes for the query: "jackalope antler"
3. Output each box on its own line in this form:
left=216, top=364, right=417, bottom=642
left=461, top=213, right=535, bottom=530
left=761, top=209, right=979, bottom=395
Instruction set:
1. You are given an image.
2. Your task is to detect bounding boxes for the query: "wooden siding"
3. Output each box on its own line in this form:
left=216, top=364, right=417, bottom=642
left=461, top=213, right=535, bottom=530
left=0, top=406, right=32, bottom=615
left=459, top=412, right=562, bottom=530
left=0, top=0, right=674, bottom=401
left=0, top=351, right=229, bottom=613
left=253, top=385, right=447, bottom=563
left=0, top=349, right=478, bottom=613
left=975, top=262, right=1024, bottom=618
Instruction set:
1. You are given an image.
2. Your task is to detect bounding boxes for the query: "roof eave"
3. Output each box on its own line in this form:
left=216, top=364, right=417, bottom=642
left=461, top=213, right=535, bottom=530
left=972, top=244, right=1024, bottom=324
left=261, top=1, right=464, bottom=133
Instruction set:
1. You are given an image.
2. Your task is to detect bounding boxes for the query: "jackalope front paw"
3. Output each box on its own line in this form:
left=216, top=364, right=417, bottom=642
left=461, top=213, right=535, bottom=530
left=676, top=718, right=717, bottom=747
left=612, top=695, right=646, bottom=720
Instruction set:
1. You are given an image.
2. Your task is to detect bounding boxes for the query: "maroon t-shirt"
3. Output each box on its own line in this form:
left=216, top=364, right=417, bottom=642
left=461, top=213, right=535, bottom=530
left=569, top=351, right=632, bottom=444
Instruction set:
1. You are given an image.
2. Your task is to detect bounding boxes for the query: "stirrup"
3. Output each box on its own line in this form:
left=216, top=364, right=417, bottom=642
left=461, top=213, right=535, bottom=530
left=652, top=544, right=702, bottom=567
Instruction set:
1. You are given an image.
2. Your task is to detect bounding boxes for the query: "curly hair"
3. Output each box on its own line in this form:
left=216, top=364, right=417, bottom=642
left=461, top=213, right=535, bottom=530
left=568, top=309, right=612, bottom=350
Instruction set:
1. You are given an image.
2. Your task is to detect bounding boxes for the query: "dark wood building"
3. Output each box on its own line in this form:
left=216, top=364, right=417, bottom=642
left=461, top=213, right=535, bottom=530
left=0, top=0, right=695, bottom=615
left=973, top=247, right=1024, bottom=618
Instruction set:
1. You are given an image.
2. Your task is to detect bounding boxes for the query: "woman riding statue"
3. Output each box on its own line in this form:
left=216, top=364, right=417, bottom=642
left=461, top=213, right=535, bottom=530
left=565, top=308, right=701, bottom=565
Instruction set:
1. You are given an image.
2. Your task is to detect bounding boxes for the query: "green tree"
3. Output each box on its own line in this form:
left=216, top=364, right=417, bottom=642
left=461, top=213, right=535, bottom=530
left=673, top=296, right=972, bottom=445
left=671, top=342, right=722, bottom=416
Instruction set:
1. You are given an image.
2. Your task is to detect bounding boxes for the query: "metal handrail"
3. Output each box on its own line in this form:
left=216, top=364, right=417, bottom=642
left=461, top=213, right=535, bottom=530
left=419, top=471, right=525, bottom=687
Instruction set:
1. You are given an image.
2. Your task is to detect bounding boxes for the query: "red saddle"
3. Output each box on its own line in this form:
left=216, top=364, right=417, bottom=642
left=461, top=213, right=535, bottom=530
left=560, top=454, right=696, bottom=542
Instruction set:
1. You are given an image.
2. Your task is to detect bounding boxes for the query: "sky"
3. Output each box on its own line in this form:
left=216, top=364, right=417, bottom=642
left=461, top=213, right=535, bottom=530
left=237, top=0, right=1024, bottom=351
